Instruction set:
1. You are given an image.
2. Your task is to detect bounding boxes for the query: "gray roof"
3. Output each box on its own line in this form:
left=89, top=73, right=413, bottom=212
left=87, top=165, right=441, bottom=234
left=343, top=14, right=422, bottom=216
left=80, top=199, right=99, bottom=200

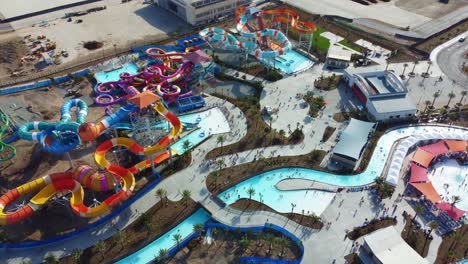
left=363, top=226, right=429, bottom=264
left=370, top=95, right=416, bottom=114
left=333, top=118, right=375, bottom=160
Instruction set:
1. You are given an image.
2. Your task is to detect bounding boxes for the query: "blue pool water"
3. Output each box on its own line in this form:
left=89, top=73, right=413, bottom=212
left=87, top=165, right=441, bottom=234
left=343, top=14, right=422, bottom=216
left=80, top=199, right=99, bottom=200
left=262, top=50, right=313, bottom=74
left=116, top=208, right=211, bottom=264
left=94, top=63, right=139, bottom=83
left=458, top=259, right=468, bottom=264
left=220, top=126, right=466, bottom=214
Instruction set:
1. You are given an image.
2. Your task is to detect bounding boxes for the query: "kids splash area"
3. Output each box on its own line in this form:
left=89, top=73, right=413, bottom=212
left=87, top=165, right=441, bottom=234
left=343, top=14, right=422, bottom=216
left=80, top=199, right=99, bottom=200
left=200, top=6, right=316, bottom=74
left=0, top=4, right=467, bottom=264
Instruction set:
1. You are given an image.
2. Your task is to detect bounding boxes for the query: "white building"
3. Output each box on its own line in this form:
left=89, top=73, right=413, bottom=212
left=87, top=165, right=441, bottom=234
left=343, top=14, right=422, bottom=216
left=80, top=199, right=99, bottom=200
left=155, top=0, right=252, bottom=26
left=344, top=69, right=416, bottom=122
left=326, top=44, right=352, bottom=69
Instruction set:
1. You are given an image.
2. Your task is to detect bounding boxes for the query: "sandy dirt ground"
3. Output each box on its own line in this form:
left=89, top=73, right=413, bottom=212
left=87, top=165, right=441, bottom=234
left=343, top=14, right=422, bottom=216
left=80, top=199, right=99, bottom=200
left=395, top=0, right=468, bottom=19
left=0, top=0, right=191, bottom=80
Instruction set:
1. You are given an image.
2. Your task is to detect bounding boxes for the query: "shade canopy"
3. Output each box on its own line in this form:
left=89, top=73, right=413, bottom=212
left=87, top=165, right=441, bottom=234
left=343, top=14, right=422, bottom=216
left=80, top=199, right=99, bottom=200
left=333, top=118, right=375, bottom=160
left=444, top=140, right=467, bottom=152
left=420, top=141, right=448, bottom=156
left=410, top=182, right=442, bottom=203
left=128, top=90, right=161, bottom=109
left=411, top=148, right=435, bottom=168
left=409, top=162, right=428, bottom=183
left=436, top=202, right=465, bottom=221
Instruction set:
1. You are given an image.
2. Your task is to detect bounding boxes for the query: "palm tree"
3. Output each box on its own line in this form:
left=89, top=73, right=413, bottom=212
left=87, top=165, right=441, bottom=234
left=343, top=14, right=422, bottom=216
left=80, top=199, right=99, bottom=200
left=71, top=249, right=83, bottom=264
left=95, top=240, right=106, bottom=258
left=239, top=235, right=251, bottom=251
left=287, top=124, right=291, bottom=133
left=277, top=236, right=289, bottom=258
left=265, top=233, right=275, bottom=254
left=385, top=59, right=389, bottom=71
left=268, top=116, right=273, bottom=131
left=279, top=129, right=286, bottom=143
left=401, top=63, right=408, bottom=76
left=182, top=140, right=191, bottom=153
left=173, top=233, right=182, bottom=249
left=458, top=90, right=467, bottom=105
left=157, top=248, right=168, bottom=263
left=428, top=221, right=439, bottom=235
left=156, top=188, right=167, bottom=204
left=446, top=250, right=455, bottom=262
left=447, top=91, right=456, bottom=107
left=43, top=254, right=58, bottom=264
left=374, top=176, right=384, bottom=186
left=193, top=223, right=204, bottom=237
left=431, top=91, right=440, bottom=108
left=413, top=205, right=424, bottom=221
left=423, top=100, right=431, bottom=114
left=256, top=231, right=264, bottom=246
left=425, top=61, right=432, bottom=75
left=182, top=189, right=191, bottom=207
left=410, top=60, right=418, bottom=74
left=247, top=187, right=256, bottom=200
left=216, top=135, right=225, bottom=150
left=212, top=171, right=221, bottom=189
left=216, top=159, right=225, bottom=171
left=114, top=230, right=126, bottom=248
left=450, top=195, right=461, bottom=209
left=381, top=183, right=393, bottom=199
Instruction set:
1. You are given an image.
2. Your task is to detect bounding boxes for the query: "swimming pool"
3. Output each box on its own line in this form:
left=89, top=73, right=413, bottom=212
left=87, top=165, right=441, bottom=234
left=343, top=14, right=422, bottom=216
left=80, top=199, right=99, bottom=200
left=429, top=159, right=468, bottom=211
left=261, top=50, right=313, bottom=74
left=220, top=126, right=468, bottom=215
left=94, top=63, right=139, bottom=83
left=116, top=208, right=211, bottom=264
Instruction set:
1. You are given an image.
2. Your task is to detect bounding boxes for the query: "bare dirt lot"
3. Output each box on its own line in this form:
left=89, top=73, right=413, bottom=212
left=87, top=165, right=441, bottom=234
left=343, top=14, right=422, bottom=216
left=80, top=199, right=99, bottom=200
left=0, top=36, right=29, bottom=78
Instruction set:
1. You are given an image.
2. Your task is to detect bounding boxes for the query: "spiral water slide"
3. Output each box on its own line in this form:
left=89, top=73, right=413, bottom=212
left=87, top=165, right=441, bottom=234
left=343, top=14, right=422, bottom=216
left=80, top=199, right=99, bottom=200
left=17, top=99, right=88, bottom=154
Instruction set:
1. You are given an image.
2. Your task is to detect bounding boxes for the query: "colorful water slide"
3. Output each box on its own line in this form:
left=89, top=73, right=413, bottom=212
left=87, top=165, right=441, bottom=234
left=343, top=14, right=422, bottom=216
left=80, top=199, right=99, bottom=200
left=0, top=111, right=16, bottom=161
left=261, top=8, right=317, bottom=34
left=17, top=99, right=88, bottom=154
left=79, top=104, right=139, bottom=142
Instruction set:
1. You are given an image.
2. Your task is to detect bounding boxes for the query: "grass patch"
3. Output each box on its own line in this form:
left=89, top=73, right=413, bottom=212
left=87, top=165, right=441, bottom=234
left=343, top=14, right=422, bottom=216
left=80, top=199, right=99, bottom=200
left=338, top=39, right=362, bottom=52
left=206, top=150, right=326, bottom=195
left=205, top=94, right=303, bottom=160
left=321, top=126, right=336, bottom=143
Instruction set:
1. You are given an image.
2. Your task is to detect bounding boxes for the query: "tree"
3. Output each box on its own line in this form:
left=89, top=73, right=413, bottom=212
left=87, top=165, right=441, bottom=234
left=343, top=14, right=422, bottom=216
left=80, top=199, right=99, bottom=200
left=247, top=187, right=256, bottom=200
left=410, top=61, right=418, bottom=74
left=182, top=140, right=192, bottom=153
left=413, top=205, right=424, bottom=221
left=458, top=90, right=467, bottom=105
left=71, top=249, right=83, bottom=264
left=450, top=195, right=461, bottom=209
left=193, top=223, right=204, bottom=236
left=173, top=233, right=182, bottom=249
left=423, top=100, right=432, bottom=114
left=428, top=221, right=439, bottom=235
left=156, top=248, right=168, bottom=263
left=431, top=91, right=440, bottom=108
left=447, top=91, right=456, bottom=107
left=216, top=159, right=225, bottom=171
left=401, top=63, right=408, bottom=76
left=265, top=233, right=275, bottom=254
left=95, top=240, right=106, bottom=258
left=268, top=116, right=273, bottom=132
left=256, top=231, right=264, bottom=246
left=277, top=236, right=289, bottom=257
left=156, top=188, right=167, bottom=204
left=212, top=171, right=221, bottom=189
left=216, top=135, right=225, bottom=150
left=239, top=235, right=251, bottom=251
left=425, top=61, right=432, bottom=75
left=114, top=231, right=126, bottom=248
left=374, top=176, right=384, bottom=186
left=43, top=254, right=58, bottom=264
left=279, top=129, right=286, bottom=143
left=381, top=183, right=393, bottom=199
left=182, top=189, right=191, bottom=207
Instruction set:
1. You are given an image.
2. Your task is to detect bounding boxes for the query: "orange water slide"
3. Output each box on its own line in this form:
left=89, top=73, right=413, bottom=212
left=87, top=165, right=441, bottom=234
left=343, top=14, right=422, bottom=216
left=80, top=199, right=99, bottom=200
left=262, top=9, right=316, bottom=34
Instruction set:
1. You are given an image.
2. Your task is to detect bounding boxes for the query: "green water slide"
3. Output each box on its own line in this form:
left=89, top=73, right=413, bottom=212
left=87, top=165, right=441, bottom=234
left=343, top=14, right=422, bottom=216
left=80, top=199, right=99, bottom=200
left=0, top=112, right=16, bottom=162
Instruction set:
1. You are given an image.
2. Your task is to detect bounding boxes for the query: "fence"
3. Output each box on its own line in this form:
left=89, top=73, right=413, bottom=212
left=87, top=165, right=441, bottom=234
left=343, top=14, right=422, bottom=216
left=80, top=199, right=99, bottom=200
left=0, top=175, right=162, bottom=249
left=0, top=69, right=90, bottom=96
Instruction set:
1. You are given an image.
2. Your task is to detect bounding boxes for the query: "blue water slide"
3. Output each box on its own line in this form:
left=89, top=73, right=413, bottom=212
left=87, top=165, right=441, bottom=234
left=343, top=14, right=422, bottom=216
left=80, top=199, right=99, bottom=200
left=103, top=104, right=139, bottom=128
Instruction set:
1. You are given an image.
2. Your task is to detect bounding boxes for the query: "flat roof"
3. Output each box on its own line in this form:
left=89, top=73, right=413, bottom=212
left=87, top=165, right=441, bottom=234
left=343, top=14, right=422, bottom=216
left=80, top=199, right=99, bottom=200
left=327, top=44, right=352, bottom=61
left=370, top=95, right=416, bottom=114
left=333, top=118, right=375, bottom=160
left=363, top=226, right=429, bottom=264
left=0, top=0, right=85, bottom=19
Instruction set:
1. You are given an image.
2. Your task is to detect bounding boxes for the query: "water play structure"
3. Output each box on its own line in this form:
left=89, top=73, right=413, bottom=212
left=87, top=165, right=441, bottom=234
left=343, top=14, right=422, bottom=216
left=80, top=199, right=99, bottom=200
left=0, top=111, right=16, bottom=161
left=0, top=91, right=183, bottom=225
left=199, top=6, right=316, bottom=59
left=17, top=99, right=88, bottom=154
